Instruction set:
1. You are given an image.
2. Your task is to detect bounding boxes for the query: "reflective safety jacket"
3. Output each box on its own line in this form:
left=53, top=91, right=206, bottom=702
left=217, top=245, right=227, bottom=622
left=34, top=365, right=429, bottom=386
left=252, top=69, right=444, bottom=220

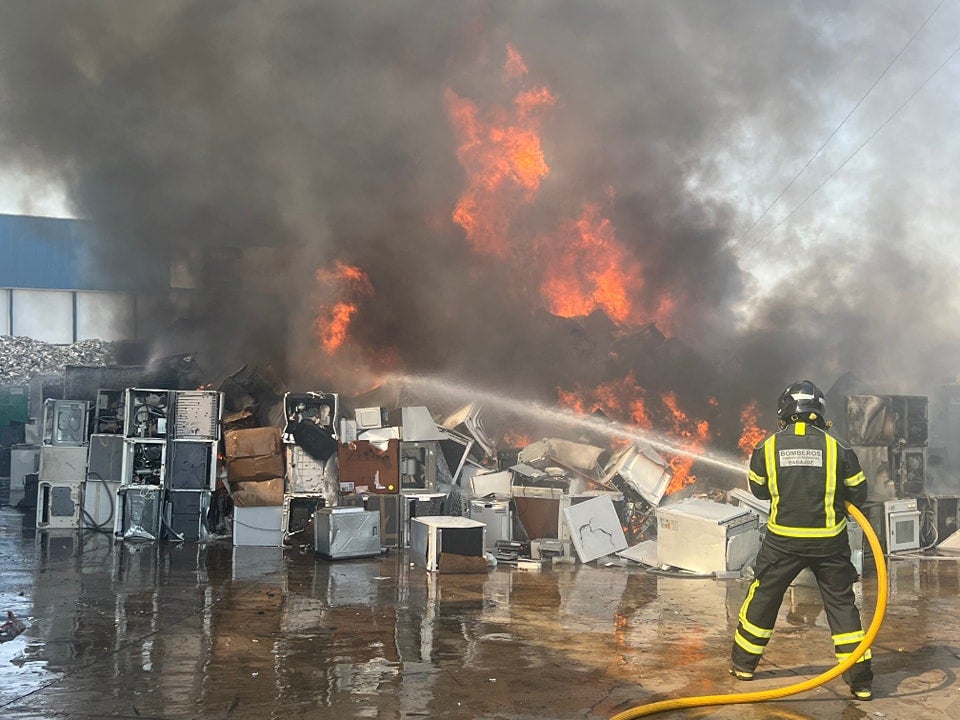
left=749, top=421, right=867, bottom=540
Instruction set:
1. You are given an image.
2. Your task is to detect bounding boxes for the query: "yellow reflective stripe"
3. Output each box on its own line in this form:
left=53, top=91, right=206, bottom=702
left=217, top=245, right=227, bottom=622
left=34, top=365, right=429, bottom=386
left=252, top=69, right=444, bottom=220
left=844, top=471, right=866, bottom=487
left=795, top=422, right=806, bottom=436
left=738, top=579, right=760, bottom=617
left=737, top=579, right=773, bottom=638
left=735, top=630, right=765, bottom=656
left=749, top=470, right=766, bottom=486
left=738, top=615, right=773, bottom=639
left=832, top=630, right=866, bottom=645
left=765, top=436, right=779, bottom=524
left=767, top=518, right=847, bottom=538
left=836, top=649, right=872, bottom=662
left=825, top=434, right=837, bottom=527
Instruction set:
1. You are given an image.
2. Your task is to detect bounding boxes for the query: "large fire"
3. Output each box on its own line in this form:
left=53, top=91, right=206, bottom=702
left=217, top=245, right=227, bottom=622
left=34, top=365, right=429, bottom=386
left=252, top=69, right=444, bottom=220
left=313, top=261, right=374, bottom=354
left=445, top=44, right=675, bottom=333
left=306, top=44, right=741, bottom=480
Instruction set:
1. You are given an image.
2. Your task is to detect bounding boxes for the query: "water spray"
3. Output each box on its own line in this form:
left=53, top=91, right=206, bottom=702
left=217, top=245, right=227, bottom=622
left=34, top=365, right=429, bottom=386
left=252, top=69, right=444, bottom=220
left=388, top=373, right=747, bottom=476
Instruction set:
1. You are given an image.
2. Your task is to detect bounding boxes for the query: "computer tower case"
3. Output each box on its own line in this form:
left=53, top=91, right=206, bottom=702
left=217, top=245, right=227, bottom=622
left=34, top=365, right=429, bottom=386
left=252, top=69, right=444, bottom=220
left=41, top=399, right=89, bottom=447
left=124, top=389, right=172, bottom=439
left=166, top=440, right=216, bottom=490
left=171, top=390, right=223, bottom=441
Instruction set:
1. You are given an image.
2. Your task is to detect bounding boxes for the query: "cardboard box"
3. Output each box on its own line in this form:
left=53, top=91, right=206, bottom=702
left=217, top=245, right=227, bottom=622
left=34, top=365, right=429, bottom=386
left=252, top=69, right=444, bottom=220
left=337, top=439, right=400, bottom=494
left=231, top=477, right=285, bottom=507
left=227, top=454, right=285, bottom=483
left=224, top=427, right=282, bottom=460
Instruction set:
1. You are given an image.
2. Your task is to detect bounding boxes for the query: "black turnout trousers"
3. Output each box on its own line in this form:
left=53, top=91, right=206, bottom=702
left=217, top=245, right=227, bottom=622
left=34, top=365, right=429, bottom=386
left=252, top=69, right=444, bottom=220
left=731, top=537, right=873, bottom=687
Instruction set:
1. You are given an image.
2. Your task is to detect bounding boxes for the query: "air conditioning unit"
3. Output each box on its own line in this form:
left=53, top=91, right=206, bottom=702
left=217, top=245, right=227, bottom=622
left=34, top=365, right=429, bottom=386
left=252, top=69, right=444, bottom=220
left=124, top=389, right=172, bottom=439
left=122, top=439, right=166, bottom=487
left=172, top=390, right=222, bottom=441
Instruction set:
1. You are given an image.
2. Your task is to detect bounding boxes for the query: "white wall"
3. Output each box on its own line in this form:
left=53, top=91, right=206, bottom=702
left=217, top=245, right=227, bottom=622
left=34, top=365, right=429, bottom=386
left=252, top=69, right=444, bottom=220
left=76, top=292, right=135, bottom=341
left=11, top=289, right=73, bottom=343
left=2, top=288, right=136, bottom=342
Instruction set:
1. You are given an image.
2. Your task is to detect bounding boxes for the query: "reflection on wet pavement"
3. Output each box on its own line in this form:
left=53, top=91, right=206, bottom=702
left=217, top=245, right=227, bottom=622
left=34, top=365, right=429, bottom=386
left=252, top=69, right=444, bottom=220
left=2, top=506, right=960, bottom=719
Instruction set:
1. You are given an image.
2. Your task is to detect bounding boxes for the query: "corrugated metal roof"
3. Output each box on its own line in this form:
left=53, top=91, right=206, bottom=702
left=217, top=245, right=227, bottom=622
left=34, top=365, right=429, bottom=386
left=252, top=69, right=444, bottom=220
left=0, top=213, right=163, bottom=292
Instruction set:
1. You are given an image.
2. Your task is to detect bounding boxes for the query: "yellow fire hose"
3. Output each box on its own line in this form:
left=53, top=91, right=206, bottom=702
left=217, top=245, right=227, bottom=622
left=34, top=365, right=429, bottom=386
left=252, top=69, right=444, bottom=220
left=610, top=502, right=887, bottom=719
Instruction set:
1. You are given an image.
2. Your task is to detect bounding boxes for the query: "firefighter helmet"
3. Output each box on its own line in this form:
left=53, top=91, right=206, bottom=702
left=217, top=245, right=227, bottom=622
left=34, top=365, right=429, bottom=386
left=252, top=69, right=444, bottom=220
left=777, top=380, right=827, bottom=428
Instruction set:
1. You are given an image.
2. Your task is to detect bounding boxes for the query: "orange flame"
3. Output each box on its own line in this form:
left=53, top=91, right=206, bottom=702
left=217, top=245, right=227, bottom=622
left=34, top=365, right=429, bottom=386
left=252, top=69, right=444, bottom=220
left=660, top=391, right=710, bottom=494
left=502, top=431, right=532, bottom=448
left=557, top=378, right=711, bottom=494
left=446, top=43, right=675, bottom=332
left=556, top=372, right=651, bottom=429
left=444, top=47, right=555, bottom=257
left=503, top=43, right=528, bottom=80
left=313, top=261, right=374, bottom=354
left=738, top=400, right=767, bottom=459
left=539, top=203, right=676, bottom=331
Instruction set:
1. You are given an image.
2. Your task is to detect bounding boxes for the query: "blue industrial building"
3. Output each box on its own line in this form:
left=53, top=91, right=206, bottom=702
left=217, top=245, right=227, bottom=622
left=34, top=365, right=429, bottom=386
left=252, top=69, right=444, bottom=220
left=0, top=213, right=144, bottom=342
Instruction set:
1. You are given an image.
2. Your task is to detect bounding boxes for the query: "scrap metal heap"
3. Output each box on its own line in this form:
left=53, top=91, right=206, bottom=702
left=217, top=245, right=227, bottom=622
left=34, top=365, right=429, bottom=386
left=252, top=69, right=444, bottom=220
left=5, top=355, right=959, bottom=578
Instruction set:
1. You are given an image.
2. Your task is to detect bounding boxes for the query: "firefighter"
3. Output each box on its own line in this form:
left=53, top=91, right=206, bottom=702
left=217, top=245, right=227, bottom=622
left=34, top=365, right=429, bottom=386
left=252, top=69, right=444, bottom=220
left=730, top=380, right=873, bottom=701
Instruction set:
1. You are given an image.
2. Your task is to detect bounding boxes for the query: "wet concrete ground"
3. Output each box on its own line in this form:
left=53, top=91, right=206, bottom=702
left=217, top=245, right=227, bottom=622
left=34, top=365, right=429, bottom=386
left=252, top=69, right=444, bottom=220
left=1, top=505, right=959, bottom=720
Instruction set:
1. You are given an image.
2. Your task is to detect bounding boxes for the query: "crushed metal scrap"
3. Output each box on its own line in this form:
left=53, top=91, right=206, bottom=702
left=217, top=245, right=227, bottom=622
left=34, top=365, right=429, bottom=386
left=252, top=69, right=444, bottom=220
left=0, top=336, right=117, bottom=384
